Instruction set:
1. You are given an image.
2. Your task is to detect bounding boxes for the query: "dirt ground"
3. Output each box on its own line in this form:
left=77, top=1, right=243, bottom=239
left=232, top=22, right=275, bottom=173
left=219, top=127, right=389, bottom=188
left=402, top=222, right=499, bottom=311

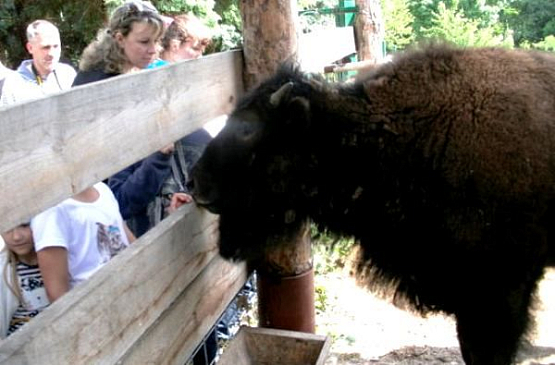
left=316, top=267, right=555, bottom=365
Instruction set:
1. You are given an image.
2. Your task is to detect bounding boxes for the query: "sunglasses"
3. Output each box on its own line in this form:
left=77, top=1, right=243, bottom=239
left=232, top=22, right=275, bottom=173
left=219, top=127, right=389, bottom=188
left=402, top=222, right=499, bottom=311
left=122, top=0, right=159, bottom=15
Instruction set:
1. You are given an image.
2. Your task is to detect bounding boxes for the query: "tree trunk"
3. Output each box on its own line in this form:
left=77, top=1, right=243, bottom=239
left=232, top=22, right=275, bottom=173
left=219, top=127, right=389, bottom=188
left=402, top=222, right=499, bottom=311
left=354, top=0, right=384, bottom=63
left=239, top=0, right=298, bottom=89
left=239, top=0, right=315, bottom=333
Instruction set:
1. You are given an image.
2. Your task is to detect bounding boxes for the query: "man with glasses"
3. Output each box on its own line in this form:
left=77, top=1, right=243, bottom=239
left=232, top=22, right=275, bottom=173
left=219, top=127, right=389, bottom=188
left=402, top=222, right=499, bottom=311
left=0, top=20, right=76, bottom=106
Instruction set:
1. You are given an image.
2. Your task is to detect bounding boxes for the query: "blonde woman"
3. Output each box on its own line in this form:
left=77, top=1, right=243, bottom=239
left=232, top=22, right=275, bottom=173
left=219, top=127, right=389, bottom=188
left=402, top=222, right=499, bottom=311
left=0, top=225, right=49, bottom=338
left=72, top=0, right=174, bottom=238
left=72, top=0, right=165, bottom=85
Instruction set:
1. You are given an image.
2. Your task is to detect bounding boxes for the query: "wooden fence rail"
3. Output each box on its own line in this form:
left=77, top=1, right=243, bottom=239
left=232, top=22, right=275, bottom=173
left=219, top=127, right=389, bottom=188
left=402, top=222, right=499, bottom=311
left=0, top=50, right=243, bottom=233
left=0, top=50, right=247, bottom=364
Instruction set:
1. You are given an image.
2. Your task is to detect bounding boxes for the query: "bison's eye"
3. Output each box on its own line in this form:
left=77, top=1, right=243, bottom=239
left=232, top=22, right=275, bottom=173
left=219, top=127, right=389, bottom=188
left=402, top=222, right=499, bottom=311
left=235, top=120, right=259, bottom=142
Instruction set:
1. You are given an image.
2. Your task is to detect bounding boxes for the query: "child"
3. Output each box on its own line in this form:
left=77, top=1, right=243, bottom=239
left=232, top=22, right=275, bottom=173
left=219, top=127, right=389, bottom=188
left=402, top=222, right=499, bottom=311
left=32, top=182, right=135, bottom=302
left=0, top=224, right=49, bottom=338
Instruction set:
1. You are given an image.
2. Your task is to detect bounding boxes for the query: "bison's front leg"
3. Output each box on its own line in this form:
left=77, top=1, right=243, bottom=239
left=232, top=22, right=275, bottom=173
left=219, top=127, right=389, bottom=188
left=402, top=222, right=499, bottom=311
left=454, top=279, right=537, bottom=365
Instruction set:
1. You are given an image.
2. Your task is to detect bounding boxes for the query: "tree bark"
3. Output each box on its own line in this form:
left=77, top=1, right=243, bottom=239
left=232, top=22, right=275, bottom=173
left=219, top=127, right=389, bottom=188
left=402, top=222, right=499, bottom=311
left=239, top=0, right=298, bottom=89
left=239, top=0, right=315, bottom=333
left=354, top=0, right=384, bottom=63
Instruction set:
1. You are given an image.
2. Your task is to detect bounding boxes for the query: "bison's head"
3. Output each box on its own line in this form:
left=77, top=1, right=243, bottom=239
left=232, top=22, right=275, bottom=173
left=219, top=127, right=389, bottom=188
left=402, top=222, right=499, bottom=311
left=191, top=67, right=319, bottom=261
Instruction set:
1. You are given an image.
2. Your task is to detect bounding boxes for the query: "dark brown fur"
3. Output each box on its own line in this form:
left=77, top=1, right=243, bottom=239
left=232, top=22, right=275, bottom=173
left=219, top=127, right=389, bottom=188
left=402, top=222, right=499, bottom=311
left=191, top=44, right=555, bottom=365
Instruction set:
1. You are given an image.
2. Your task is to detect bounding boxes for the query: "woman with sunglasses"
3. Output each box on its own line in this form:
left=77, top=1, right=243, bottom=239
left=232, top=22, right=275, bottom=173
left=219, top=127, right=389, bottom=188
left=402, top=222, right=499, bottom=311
left=73, top=0, right=164, bottom=85
left=71, top=1, right=174, bottom=236
left=71, top=3, right=223, bottom=364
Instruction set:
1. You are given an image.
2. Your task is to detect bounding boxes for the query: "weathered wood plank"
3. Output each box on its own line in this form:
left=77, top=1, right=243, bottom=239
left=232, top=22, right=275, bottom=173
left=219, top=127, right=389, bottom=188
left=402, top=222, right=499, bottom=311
left=119, top=255, right=247, bottom=365
left=218, top=326, right=331, bottom=365
left=0, top=50, right=243, bottom=232
left=0, top=204, right=244, bottom=364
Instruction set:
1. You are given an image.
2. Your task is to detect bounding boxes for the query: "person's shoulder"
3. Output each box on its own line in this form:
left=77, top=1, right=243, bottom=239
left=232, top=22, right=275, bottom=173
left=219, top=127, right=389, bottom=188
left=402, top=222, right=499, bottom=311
left=2, top=69, right=25, bottom=83
left=94, top=181, right=112, bottom=195
left=0, top=249, right=8, bottom=267
left=72, top=69, right=118, bottom=87
left=147, top=59, right=169, bottom=69
left=54, top=62, right=77, bottom=89
left=4, top=60, right=36, bottom=86
left=0, top=72, right=28, bottom=106
left=13, top=60, right=38, bottom=82
left=56, top=62, right=77, bottom=76
left=180, top=128, right=213, bottom=146
left=0, top=63, right=14, bottom=80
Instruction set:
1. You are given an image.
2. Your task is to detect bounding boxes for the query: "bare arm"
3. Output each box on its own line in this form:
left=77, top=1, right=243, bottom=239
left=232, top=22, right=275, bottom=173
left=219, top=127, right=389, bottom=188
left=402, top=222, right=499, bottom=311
left=37, top=247, right=70, bottom=302
left=124, top=222, right=136, bottom=244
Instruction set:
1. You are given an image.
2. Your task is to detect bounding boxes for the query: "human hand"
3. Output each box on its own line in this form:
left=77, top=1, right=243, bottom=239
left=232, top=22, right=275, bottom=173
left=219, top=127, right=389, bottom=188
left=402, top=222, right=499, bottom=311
left=159, top=143, right=175, bottom=155
left=167, top=192, right=193, bottom=214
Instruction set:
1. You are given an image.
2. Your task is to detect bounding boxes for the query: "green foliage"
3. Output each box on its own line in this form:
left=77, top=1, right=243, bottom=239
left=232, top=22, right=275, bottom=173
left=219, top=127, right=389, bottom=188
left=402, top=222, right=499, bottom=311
left=312, top=224, right=354, bottom=317
left=0, top=0, right=241, bottom=68
left=520, top=35, right=555, bottom=52
left=297, top=0, right=339, bottom=34
left=406, top=0, right=514, bottom=46
left=314, top=284, right=328, bottom=314
left=381, top=0, right=415, bottom=52
left=150, top=0, right=242, bottom=52
left=0, top=0, right=106, bottom=68
left=421, top=1, right=513, bottom=47
left=213, top=0, right=242, bottom=50
left=502, top=0, right=555, bottom=47
left=312, top=225, right=355, bottom=276
left=407, top=0, right=444, bottom=39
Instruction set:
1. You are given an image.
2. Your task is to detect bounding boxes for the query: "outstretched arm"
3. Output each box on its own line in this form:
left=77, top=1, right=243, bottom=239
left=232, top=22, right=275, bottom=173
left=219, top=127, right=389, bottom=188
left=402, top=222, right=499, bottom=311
left=108, top=149, right=173, bottom=219
left=37, top=247, right=70, bottom=302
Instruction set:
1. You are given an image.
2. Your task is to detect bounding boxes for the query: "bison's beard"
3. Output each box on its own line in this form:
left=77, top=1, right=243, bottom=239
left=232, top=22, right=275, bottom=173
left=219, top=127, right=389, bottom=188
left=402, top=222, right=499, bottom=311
left=217, top=209, right=308, bottom=262
left=217, top=213, right=266, bottom=261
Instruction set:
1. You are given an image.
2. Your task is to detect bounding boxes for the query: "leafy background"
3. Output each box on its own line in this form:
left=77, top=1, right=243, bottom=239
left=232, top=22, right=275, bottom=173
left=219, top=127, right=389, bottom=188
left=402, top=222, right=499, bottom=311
left=0, top=0, right=242, bottom=68
left=1, top=0, right=554, bottom=68
left=1, top=1, right=554, bottom=70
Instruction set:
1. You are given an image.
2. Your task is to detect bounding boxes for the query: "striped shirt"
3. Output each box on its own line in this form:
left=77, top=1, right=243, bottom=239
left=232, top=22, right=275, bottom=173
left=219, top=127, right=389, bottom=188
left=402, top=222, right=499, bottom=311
left=7, top=262, right=49, bottom=336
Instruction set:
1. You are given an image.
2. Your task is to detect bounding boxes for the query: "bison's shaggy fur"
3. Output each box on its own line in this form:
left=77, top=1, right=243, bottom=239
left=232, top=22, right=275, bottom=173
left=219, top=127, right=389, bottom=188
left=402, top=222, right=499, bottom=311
left=191, top=44, right=555, bottom=365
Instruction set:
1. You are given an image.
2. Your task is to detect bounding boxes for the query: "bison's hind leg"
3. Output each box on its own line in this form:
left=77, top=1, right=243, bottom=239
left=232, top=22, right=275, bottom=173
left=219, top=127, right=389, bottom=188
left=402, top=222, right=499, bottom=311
left=454, top=277, right=539, bottom=365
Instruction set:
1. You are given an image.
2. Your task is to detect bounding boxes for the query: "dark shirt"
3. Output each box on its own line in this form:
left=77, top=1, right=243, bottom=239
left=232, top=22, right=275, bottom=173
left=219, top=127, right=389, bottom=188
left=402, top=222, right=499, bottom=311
left=108, top=152, right=172, bottom=237
left=72, top=69, right=119, bottom=86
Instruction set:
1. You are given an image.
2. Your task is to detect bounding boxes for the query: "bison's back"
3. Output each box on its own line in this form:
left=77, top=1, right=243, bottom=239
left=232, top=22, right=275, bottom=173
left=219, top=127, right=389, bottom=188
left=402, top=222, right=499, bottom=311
left=359, top=45, right=555, bottom=201
left=350, top=45, right=555, bottom=312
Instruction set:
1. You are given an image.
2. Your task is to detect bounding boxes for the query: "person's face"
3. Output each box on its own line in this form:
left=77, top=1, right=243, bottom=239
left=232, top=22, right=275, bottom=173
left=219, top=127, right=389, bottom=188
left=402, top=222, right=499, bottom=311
left=26, top=27, right=61, bottom=77
left=176, top=38, right=206, bottom=60
left=1, top=225, right=34, bottom=258
left=116, top=22, right=160, bottom=70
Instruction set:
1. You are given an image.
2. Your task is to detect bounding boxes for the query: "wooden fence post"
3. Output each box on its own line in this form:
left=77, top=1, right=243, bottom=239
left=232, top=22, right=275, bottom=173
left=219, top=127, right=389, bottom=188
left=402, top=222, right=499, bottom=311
left=240, top=0, right=298, bottom=88
left=239, top=0, right=316, bottom=333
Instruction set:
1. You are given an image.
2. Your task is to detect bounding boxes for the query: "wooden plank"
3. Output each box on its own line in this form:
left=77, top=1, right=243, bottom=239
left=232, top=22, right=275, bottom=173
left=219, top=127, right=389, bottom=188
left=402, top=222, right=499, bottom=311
left=0, top=50, right=243, bottom=232
left=119, top=255, right=247, bottom=365
left=0, top=204, right=243, bottom=364
left=218, top=326, right=331, bottom=365
left=323, top=59, right=378, bottom=74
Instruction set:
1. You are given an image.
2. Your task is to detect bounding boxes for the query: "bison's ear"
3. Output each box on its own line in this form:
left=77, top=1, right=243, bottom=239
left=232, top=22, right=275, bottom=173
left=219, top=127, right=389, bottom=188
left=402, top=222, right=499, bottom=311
left=287, top=96, right=311, bottom=129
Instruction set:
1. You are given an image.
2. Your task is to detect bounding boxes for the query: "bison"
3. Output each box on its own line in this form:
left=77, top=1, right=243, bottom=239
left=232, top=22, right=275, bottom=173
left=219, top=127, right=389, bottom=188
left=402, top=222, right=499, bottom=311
left=190, top=44, right=555, bottom=365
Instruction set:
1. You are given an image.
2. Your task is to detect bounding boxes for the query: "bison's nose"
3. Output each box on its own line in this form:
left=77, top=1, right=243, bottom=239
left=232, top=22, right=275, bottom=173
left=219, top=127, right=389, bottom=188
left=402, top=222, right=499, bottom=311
left=188, top=175, right=220, bottom=212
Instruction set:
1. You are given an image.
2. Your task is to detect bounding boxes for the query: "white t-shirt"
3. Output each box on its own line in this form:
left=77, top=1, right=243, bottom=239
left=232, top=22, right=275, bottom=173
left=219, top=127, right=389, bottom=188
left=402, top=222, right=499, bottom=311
left=32, top=182, right=129, bottom=288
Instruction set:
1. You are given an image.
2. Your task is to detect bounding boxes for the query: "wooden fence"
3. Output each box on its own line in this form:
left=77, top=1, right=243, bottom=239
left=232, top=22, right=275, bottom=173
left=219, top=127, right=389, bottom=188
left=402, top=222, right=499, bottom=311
left=0, top=50, right=248, bottom=364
